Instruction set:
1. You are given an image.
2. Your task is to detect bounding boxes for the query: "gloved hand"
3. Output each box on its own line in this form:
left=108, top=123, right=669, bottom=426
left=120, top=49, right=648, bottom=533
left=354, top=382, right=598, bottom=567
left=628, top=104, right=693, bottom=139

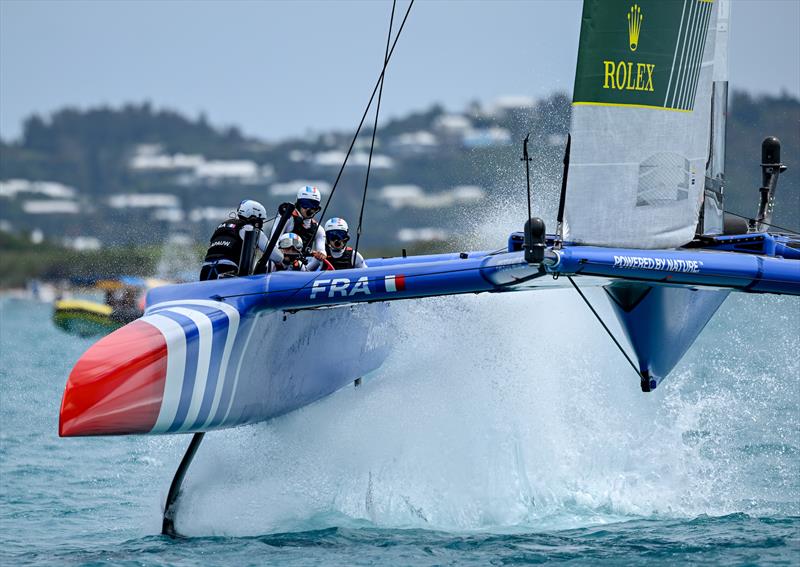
left=277, top=202, right=294, bottom=216
left=311, top=250, right=327, bottom=261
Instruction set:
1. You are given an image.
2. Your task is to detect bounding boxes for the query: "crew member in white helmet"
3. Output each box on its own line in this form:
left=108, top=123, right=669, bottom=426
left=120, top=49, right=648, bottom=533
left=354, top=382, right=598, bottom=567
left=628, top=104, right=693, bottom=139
left=270, top=185, right=327, bottom=262
left=200, top=200, right=282, bottom=280
left=307, top=217, right=367, bottom=270
left=268, top=233, right=307, bottom=272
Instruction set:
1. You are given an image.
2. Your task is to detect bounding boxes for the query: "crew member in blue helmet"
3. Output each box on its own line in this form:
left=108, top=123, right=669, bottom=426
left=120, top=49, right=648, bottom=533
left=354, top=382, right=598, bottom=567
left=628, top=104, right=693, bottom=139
left=271, top=185, right=327, bottom=262
left=307, top=217, right=367, bottom=270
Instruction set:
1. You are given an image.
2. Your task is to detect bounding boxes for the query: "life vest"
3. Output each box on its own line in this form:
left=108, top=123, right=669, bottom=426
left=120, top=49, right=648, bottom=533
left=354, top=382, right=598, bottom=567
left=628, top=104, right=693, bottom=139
left=290, top=211, right=319, bottom=252
left=203, top=219, right=248, bottom=264
left=271, top=258, right=303, bottom=272
left=325, top=246, right=355, bottom=270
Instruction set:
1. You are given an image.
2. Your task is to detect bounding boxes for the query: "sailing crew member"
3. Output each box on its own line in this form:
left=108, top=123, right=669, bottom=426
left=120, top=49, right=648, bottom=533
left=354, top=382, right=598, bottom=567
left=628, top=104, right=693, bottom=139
left=269, top=233, right=307, bottom=272
left=200, top=200, right=280, bottom=280
left=307, top=217, right=367, bottom=270
left=271, top=185, right=327, bottom=262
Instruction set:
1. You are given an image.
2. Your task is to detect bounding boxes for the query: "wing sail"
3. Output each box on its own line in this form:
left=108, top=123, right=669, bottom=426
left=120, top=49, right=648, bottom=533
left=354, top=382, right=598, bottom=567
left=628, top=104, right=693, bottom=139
left=564, top=0, right=721, bottom=248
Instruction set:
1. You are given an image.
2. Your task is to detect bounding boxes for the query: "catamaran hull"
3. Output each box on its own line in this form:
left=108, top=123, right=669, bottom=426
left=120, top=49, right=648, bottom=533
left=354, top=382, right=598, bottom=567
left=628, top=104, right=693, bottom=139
left=59, top=244, right=798, bottom=436
left=552, top=245, right=800, bottom=295
left=59, top=300, right=391, bottom=437
left=604, top=282, right=730, bottom=390
left=58, top=251, right=548, bottom=437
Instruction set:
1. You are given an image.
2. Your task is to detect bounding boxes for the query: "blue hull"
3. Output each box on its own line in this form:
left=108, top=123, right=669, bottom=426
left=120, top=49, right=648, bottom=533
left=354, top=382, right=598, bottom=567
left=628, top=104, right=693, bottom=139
left=552, top=244, right=799, bottom=295
left=60, top=238, right=799, bottom=436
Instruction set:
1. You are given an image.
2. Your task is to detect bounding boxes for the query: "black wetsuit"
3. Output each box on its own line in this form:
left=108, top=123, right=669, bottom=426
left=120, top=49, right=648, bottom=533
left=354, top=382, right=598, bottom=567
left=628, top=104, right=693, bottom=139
left=200, top=219, right=249, bottom=280
left=290, top=210, right=320, bottom=253
left=324, top=246, right=356, bottom=270
left=270, top=256, right=306, bottom=272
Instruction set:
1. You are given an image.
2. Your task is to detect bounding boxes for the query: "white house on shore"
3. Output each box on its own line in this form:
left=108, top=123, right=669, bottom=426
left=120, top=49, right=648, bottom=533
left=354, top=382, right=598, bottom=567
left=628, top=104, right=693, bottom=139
left=109, top=194, right=180, bottom=209
left=389, top=131, right=439, bottom=156
left=312, top=151, right=394, bottom=170
left=129, top=145, right=274, bottom=186
left=397, top=227, right=449, bottom=242
left=22, top=200, right=80, bottom=214
left=270, top=180, right=332, bottom=198
left=0, top=179, right=77, bottom=199
left=188, top=207, right=235, bottom=223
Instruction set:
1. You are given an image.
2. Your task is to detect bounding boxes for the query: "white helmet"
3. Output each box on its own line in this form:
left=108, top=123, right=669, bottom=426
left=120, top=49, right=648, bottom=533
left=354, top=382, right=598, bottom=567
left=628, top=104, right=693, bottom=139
left=296, top=185, right=322, bottom=205
left=277, top=232, right=303, bottom=254
left=324, top=217, right=349, bottom=233
left=237, top=199, right=267, bottom=222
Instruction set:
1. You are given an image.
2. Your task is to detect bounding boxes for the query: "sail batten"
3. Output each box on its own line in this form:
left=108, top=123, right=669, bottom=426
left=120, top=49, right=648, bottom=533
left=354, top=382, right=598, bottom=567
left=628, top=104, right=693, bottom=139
left=565, top=0, right=721, bottom=249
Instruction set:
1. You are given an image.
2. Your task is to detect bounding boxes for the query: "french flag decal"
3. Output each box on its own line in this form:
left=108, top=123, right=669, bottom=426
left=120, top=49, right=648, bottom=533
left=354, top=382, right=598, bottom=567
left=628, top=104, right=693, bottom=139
left=384, top=274, right=406, bottom=293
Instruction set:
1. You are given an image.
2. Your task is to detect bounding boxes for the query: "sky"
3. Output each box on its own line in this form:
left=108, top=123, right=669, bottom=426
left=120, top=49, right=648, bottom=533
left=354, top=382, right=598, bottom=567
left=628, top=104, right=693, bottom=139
left=1, top=0, right=798, bottom=142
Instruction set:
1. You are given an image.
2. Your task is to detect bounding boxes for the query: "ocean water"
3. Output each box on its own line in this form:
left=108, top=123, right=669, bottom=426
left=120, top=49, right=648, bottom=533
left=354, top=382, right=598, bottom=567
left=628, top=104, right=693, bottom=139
left=1, top=293, right=798, bottom=566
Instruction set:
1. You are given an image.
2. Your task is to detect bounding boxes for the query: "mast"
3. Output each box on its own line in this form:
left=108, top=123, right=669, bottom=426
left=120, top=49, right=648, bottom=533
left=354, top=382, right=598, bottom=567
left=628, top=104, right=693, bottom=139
left=699, top=0, right=729, bottom=236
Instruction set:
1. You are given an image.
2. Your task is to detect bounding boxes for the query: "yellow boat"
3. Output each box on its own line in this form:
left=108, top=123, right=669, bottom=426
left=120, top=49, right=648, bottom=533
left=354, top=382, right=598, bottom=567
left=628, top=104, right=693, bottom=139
left=52, top=298, right=122, bottom=338
left=52, top=277, right=170, bottom=337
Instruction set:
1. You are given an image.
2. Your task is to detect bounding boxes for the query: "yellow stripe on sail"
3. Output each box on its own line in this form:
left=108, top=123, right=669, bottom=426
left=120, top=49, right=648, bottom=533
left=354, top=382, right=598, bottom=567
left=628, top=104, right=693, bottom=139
left=572, top=101, right=692, bottom=113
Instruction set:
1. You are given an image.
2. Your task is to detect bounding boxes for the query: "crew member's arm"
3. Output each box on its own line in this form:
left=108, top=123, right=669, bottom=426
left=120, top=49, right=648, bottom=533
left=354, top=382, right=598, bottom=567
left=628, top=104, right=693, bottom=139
left=311, top=227, right=326, bottom=257
left=353, top=252, right=367, bottom=269
left=269, top=216, right=294, bottom=239
left=269, top=248, right=284, bottom=263
left=239, top=227, right=270, bottom=253
left=306, top=257, right=322, bottom=271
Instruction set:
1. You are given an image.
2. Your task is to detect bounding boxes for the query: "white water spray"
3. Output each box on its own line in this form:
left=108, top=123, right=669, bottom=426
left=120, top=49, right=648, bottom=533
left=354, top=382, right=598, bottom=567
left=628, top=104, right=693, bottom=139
left=144, top=167, right=799, bottom=536
left=154, top=287, right=797, bottom=536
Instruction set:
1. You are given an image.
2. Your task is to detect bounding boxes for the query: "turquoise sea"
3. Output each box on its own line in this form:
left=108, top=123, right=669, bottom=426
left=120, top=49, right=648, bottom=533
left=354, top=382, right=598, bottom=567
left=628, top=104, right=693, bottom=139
left=1, top=294, right=798, bottom=566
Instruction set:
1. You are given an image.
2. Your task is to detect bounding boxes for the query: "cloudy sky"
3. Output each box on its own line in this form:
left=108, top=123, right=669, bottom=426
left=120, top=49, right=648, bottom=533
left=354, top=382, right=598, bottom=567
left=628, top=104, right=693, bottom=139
left=1, top=0, right=798, bottom=141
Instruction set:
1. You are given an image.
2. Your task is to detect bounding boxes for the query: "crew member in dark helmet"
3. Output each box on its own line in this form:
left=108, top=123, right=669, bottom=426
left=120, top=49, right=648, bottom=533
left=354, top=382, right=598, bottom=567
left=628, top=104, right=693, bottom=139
left=307, top=217, right=367, bottom=270
left=200, top=199, right=278, bottom=280
left=270, top=185, right=327, bottom=263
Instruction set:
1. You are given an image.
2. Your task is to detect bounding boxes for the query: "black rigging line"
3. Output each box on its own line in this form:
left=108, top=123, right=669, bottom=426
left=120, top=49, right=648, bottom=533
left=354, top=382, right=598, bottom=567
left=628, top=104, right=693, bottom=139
left=309, top=0, right=415, bottom=253
left=724, top=210, right=799, bottom=236
left=555, top=134, right=571, bottom=245
left=521, top=133, right=533, bottom=224
left=354, top=0, right=396, bottom=267
left=566, top=276, right=643, bottom=380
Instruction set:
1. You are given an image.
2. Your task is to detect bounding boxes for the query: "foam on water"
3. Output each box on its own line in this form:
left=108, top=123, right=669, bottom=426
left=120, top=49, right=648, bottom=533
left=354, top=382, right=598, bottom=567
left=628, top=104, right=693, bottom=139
left=164, top=288, right=799, bottom=536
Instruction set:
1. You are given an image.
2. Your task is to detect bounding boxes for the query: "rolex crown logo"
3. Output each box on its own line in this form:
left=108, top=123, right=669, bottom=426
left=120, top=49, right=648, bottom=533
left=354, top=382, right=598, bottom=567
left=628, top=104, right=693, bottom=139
left=628, top=4, right=643, bottom=51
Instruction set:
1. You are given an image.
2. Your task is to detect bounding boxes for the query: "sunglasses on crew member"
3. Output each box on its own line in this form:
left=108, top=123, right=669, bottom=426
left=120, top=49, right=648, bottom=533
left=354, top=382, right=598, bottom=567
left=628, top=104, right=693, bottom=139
left=327, top=231, right=349, bottom=245
left=297, top=199, right=320, bottom=212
